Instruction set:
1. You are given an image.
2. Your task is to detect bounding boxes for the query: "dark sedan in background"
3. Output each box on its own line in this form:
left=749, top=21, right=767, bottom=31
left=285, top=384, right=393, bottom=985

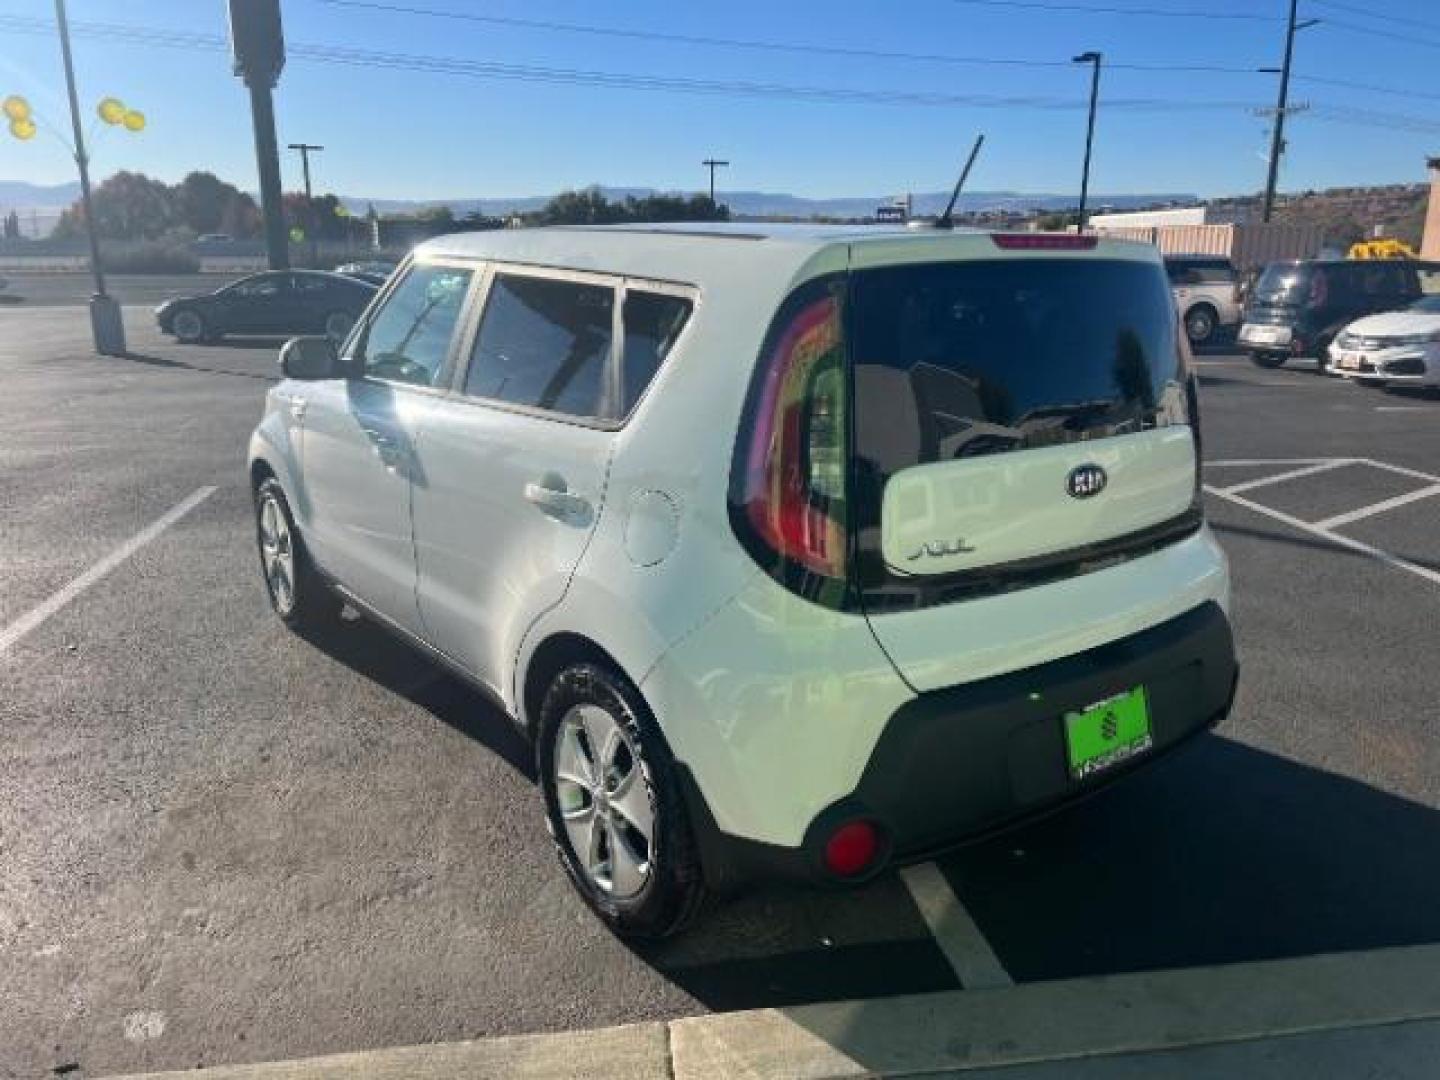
left=155, top=270, right=377, bottom=344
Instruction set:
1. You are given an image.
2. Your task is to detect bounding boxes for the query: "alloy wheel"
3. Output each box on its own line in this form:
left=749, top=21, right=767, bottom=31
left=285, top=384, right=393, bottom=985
left=258, top=494, right=296, bottom=615
left=552, top=703, right=655, bottom=899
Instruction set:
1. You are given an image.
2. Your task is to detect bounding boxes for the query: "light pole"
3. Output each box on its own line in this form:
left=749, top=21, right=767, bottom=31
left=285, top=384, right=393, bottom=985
left=288, top=142, right=323, bottom=267
left=1072, top=51, right=1102, bottom=232
left=1259, top=0, right=1319, bottom=222
left=54, top=0, right=126, bottom=354
left=702, top=158, right=729, bottom=204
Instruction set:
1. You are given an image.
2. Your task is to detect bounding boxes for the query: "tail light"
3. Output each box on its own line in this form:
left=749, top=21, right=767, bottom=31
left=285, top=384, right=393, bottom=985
left=730, top=279, right=849, bottom=583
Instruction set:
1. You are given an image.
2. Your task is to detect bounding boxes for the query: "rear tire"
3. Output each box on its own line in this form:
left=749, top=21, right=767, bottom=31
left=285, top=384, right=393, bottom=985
left=1313, top=336, right=1333, bottom=374
left=1250, top=351, right=1286, bottom=369
left=254, top=477, right=342, bottom=633
left=537, top=662, right=709, bottom=938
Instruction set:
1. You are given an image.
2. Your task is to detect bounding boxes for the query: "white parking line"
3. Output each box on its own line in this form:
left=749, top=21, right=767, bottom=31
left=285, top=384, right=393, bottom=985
left=900, top=862, right=1013, bottom=990
left=1206, top=458, right=1340, bottom=467
left=1315, top=484, right=1440, bottom=531
left=1211, top=459, right=1354, bottom=495
left=1205, top=484, right=1440, bottom=588
left=0, top=486, right=217, bottom=655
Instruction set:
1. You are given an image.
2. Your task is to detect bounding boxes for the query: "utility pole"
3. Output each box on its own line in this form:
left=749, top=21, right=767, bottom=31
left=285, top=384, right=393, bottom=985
left=1260, top=0, right=1319, bottom=223
left=288, top=142, right=324, bottom=268
left=229, top=0, right=289, bottom=269
left=54, top=0, right=125, bottom=354
left=1072, top=51, right=1102, bottom=232
left=701, top=158, right=729, bottom=204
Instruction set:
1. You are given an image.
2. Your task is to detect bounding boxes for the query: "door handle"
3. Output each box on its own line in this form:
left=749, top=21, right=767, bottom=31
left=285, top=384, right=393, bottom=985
left=524, top=476, right=591, bottom=520
left=362, top=429, right=409, bottom=470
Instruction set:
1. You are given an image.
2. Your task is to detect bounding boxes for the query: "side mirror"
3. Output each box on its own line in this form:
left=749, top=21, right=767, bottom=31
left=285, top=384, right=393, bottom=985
left=280, top=336, right=340, bottom=380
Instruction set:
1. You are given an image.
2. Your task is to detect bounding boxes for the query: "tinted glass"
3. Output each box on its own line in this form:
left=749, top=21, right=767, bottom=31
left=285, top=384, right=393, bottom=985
left=621, top=291, right=692, bottom=413
left=1412, top=295, right=1440, bottom=313
left=227, top=273, right=286, bottom=298
left=466, top=275, right=615, bottom=419
left=356, top=264, right=473, bottom=387
left=293, top=274, right=330, bottom=294
left=1166, top=260, right=1234, bottom=285
left=1254, top=264, right=1312, bottom=304
left=851, top=259, right=1188, bottom=486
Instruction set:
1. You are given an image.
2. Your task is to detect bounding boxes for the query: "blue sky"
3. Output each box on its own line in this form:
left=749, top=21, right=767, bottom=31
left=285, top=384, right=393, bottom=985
left=2, top=0, right=1438, bottom=201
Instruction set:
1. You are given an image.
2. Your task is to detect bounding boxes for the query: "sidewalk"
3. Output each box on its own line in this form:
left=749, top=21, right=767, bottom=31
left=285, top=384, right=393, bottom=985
left=109, top=942, right=1440, bottom=1079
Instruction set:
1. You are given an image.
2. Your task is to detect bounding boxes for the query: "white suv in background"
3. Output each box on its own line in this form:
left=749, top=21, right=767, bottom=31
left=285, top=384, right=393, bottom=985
left=1165, top=254, right=1242, bottom=346
left=248, top=224, right=1237, bottom=937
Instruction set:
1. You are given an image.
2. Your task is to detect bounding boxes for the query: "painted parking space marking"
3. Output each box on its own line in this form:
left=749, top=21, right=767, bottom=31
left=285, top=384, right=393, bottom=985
left=0, top=486, right=217, bottom=655
left=1314, top=483, right=1440, bottom=531
left=1212, top=459, right=1354, bottom=496
left=1205, top=457, right=1440, bottom=589
left=901, top=862, right=1013, bottom=989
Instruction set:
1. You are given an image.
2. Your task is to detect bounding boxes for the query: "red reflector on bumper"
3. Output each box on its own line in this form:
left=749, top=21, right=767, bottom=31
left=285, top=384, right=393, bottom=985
left=823, top=820, right=881, bottom=877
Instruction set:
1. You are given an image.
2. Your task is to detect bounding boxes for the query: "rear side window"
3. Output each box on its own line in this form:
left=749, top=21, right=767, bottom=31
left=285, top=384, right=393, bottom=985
left=850, top=259, right=1187, bottom=488
left=465, top=274, right=615, bottom=419
left=621, top=291, right=692, bottom=413
left=356, top=264, right=474, bottom=387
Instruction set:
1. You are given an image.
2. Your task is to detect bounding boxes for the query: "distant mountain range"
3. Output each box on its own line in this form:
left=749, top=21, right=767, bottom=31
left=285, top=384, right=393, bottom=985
left=0, top=180, right=1197, bottom=220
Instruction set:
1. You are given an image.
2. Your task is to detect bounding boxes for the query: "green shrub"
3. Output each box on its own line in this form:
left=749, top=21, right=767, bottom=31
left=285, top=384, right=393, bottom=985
left=100, top=242, right=200, bottom=274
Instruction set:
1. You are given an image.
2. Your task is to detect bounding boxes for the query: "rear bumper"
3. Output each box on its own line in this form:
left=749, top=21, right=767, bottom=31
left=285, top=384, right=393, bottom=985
left=683, top=601, right=1237, bottom=890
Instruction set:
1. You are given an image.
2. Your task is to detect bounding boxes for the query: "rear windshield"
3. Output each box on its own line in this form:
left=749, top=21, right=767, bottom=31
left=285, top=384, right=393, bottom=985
left=1254, top=264, right=1312, bottom=303
left=850, top=258, right=1189, bottom=488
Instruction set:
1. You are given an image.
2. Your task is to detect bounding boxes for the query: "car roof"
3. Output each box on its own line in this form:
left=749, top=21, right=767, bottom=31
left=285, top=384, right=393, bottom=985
left=413, top=222, right=1157, bottom=289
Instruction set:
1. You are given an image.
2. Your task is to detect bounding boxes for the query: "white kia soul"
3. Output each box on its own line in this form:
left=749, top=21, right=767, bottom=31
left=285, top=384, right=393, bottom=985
left=249, top=224, right=1237, bottom=937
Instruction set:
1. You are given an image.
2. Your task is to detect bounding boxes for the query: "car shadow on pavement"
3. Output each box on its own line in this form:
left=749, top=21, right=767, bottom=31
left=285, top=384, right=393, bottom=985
left=297, top=613, right=535, bottom=781
left=941, top=735, right=1440, bottom=980
left=634, top=733, right=1440, bottom=1043
left=761, top=734, right=1440, bottom=1072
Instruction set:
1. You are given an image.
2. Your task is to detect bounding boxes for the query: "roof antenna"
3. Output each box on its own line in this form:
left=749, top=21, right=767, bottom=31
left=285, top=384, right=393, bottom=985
left=934, top=134, right=986, bottom=230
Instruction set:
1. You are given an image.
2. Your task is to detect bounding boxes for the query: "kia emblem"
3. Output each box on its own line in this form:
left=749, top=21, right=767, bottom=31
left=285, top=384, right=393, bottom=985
left=1066, top=464, right=1108, bottom=499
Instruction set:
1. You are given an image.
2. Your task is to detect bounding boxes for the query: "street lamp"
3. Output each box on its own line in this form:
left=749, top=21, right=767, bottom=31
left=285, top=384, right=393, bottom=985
left=5, top=0, right=149, bottom=356
left=1072, top=51, right=1102, bottom=232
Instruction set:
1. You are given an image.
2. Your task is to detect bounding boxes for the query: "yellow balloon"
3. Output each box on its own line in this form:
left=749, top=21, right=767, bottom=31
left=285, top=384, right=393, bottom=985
left=9, top=117, right=37, bottom=141
left=3, top=95, right=31, bottom=121
left=97, top=97, right=126, bottom=124
left=122, top=109, right=145, bottom=132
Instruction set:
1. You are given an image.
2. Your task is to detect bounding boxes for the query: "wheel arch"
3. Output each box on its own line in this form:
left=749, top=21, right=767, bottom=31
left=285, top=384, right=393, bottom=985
left=521, top=632, right=633, bottom=739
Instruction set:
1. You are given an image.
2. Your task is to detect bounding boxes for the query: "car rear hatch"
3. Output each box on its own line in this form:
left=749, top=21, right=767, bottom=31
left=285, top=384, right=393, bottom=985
left=847, top=237, right=1203, bottom=691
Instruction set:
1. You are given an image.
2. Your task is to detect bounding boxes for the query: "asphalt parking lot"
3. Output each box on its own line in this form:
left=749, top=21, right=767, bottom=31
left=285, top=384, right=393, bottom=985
left=2, top=303, right=1439, bottom=1077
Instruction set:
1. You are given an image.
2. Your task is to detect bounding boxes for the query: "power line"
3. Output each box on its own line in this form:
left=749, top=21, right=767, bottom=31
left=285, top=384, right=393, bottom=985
left=1317, top=16, right=1440, bottom=50
left=1, top=13, right=1436, bottom=134
left=0, top=14, right=1254, bottom=111
left=1294, top=73, right=1440, bottom=104
left=1309, top=0, right=1440, bottom=33
left=948, top=0, right=1280, bottom=20
left=314, top=0, right=1262, bottom=73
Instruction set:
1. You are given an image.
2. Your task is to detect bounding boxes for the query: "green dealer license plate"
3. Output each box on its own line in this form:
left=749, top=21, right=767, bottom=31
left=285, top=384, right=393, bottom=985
left=1064, top=687, right=1153, bottom=780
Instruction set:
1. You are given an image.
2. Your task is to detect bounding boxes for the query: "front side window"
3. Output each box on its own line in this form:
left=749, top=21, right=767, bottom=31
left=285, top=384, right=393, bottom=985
left=356, top=264, right=474, bottom=387
left=465, top=274, right=615, bottom=419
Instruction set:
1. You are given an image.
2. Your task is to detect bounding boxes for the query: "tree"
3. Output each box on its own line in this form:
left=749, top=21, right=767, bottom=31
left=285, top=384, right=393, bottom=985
left=2, top=210, right=19, bottom=240
left=53, top=171, right=176, bottom=241
left=526, top=186, right=729, bottom=226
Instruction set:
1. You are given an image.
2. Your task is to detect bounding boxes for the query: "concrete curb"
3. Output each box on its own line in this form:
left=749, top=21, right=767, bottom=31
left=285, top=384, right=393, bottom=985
left=106, top=942, right=1440, bottom=1079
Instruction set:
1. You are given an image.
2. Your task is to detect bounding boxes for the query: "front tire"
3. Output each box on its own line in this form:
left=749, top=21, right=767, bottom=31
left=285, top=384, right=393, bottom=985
left=537, top=663, right=709, bottom=938
left=1250, top=351, right=1286, bottom=369
left=254, top=478, right=342, bottom=632
left=1184, top=305, right=1217, bottom=346
left=171, top=308, right=208, bottom=344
